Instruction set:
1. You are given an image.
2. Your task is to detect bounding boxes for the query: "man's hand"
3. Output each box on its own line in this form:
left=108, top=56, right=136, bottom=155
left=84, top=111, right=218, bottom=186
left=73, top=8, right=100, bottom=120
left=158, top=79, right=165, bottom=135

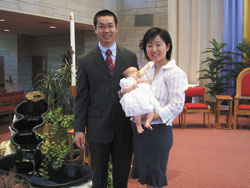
left=74, top=132, right=85, bottom=150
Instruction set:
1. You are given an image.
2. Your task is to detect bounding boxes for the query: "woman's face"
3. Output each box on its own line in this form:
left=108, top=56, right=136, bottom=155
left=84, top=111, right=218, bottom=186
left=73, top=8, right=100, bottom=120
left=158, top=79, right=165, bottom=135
left=146, top=35, right=169, bottom=64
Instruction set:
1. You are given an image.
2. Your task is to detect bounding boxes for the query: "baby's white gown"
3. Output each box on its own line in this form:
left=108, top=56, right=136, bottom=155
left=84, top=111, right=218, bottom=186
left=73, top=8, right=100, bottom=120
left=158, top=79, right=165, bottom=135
left=119, top=77, right=160, bottom=117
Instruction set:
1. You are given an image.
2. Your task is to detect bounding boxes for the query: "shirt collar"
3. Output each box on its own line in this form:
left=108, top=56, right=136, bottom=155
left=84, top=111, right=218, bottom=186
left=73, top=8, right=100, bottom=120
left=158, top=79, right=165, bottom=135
left=162, top=59, right=176, bottom=69
left=99, top=42, right=117, bottom=56
left=149, top=59, right=176, bottom=69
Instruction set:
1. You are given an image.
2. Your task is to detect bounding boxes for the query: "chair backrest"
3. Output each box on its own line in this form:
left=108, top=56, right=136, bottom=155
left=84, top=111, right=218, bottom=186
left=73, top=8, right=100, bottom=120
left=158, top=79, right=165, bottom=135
left=0, top=91, right=14, bottom=97
left=0, top=89, right=6, bottom=94
left=14, top=90, right=24, bottom=95
left=0, top=96, right=14, bottom=107
left=236, top=67, right=250, bottom=98
left=185, top=87, right=206, bottom=103
left=185, top=87, right=205, bottom=97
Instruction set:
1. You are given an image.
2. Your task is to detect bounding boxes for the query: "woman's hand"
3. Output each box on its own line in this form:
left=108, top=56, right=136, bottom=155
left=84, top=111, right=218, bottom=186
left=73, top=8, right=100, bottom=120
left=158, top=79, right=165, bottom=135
left=122, top=83, right=138, bottom=94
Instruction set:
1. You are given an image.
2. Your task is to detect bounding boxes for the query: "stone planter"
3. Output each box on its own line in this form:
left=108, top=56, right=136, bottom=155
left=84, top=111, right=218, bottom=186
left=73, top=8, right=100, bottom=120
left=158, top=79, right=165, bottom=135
left=0, top=153, right=91, bottom=187
left=0, top=91, right=91, bottom=187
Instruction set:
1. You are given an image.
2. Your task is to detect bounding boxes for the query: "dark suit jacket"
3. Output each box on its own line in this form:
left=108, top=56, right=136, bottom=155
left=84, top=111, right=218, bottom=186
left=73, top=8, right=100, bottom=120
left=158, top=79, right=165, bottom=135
left=74, top=45, right=138, bottom=144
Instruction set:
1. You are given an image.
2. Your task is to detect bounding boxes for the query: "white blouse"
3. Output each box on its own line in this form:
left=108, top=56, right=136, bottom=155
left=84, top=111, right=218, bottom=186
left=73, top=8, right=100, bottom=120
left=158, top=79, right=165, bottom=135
left=140, top=59, right=188, bottom=125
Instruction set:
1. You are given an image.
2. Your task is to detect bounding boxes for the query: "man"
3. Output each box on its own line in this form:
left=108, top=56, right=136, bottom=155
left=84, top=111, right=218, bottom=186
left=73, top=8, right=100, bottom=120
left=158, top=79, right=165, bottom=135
left=74, top=9, right=138, bottom=188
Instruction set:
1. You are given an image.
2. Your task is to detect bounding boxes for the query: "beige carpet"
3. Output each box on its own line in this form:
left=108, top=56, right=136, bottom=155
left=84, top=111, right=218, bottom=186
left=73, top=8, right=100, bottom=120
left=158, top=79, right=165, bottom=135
left=128, top=114, right=250, bottom=188
left=1, top=113, right=250, bottom=188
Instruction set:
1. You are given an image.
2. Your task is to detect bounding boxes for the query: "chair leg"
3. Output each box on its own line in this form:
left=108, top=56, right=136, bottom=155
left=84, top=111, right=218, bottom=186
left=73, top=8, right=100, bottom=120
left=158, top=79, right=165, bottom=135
left=239, top=116, right=243, bottom=129
left=182, top=113, right=185, bottom=128
left=208, top=111, right=210, bottom=128
left=233, top=99, right=238, bottom=129
left=179, top=114, right=181, bottom=127
left=233, top=114, right=237, bottom=129
left=203, top=112, right=205, bottom=126
left=184, top=113, right=186, bottom=128
left=181, top=113, right=183, bottom=128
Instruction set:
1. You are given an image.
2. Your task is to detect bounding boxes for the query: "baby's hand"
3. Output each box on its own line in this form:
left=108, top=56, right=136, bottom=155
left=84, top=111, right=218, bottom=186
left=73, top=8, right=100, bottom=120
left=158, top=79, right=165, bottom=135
left=132, top=83, right=138, bottom=90
left=139, top=79, right=151, bottom=85
left=144, top=80, right=151, bottom=85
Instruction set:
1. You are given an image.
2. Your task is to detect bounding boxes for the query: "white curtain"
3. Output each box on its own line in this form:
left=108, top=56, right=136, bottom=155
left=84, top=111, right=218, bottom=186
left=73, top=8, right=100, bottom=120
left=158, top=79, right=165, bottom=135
left=168, top=0, right=224, bottom=86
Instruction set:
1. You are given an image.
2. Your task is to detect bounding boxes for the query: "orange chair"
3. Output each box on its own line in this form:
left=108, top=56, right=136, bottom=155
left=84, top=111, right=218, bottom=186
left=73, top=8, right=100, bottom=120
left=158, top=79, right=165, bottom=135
left=233, top=67, right=250, bottom=129
left=181, top=87, right=211, bottom=128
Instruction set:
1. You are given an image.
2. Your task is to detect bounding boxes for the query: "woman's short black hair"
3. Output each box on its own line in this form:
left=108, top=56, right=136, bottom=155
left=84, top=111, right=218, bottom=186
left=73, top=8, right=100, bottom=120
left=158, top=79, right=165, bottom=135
left=93, top=9, right=118, bottom=27
left=142, top=27, right=173, bottom=61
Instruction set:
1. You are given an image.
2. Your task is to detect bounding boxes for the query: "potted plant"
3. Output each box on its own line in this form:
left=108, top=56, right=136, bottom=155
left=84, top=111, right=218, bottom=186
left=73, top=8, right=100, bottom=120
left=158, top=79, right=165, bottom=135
left=33, top=51, right=78, bottom=180
left=198, top=38, right=232, bottom=98
left=34, top=51, right=73, bottom=113
left=35, top=107, right=79, bottom=180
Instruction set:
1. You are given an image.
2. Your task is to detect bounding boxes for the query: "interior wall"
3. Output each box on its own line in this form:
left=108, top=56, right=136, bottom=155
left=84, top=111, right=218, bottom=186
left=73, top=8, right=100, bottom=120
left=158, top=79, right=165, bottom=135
left=0, top=33, right=18, bottom=91
left=17, top=36, right=32, bottom=93
left=15, top=33, right=86, bottom=93
left=119, top=0, right=168, bottom=67
left=0, top=0, right=121, bottom=26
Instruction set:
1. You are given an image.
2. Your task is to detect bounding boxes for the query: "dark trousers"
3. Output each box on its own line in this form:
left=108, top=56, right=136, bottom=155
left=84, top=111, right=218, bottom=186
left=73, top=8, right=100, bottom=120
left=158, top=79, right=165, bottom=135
left=89, top=138, right=133, bottom=188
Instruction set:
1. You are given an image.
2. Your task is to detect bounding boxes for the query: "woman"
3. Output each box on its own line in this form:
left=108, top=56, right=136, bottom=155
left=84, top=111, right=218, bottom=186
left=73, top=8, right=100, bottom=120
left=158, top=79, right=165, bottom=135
left=130, top=27, right=188, bottom=188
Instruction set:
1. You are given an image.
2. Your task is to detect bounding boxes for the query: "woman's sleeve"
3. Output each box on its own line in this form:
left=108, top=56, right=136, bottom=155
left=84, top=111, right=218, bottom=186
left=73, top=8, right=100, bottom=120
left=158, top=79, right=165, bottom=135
left=139, top=63, right=151, bottom=81
left=156, top=71, right=188, bottom=124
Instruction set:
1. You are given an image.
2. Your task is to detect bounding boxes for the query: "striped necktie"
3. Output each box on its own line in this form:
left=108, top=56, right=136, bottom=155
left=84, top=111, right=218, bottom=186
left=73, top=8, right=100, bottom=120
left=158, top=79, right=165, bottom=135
left=106, top=49, right=114, bottom=74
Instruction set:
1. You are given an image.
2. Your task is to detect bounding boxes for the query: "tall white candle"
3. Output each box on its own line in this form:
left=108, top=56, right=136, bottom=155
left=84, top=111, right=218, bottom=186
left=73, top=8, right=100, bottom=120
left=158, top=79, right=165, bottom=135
left=70, top=12, right=76, bottom=86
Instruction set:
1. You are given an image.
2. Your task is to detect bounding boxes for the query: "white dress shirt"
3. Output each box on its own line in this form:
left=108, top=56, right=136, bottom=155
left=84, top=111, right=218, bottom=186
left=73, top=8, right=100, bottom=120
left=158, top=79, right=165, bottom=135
left=140, top=59, right=188, bottom=126
left=99, top=42, right=117, bottom=65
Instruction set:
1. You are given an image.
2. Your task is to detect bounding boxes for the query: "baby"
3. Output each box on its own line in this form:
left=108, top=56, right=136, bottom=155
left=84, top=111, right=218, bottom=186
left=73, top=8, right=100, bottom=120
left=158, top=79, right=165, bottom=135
left=119, top=67, right=160, bottom=133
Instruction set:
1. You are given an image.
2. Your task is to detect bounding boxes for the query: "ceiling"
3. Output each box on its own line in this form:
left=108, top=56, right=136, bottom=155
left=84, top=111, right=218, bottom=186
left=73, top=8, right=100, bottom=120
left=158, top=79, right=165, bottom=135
left=0, top=9, right=93, bottom=36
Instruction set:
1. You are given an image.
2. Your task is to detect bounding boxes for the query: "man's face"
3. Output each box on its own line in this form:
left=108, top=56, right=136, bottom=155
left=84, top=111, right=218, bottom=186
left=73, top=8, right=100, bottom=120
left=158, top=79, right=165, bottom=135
left=94, top=16, right=118, bottom=48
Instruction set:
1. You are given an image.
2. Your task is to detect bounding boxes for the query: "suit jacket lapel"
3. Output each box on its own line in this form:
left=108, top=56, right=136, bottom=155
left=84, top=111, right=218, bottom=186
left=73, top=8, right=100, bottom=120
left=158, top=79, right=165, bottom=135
left=92, top=46, right=111, bottom=77
left=112, top=46, right=124, bottom=78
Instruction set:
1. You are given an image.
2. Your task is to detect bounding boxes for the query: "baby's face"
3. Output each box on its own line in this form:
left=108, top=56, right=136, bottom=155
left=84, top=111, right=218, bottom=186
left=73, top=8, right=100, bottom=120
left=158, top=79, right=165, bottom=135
left=127, top=67, right=140, bottom=78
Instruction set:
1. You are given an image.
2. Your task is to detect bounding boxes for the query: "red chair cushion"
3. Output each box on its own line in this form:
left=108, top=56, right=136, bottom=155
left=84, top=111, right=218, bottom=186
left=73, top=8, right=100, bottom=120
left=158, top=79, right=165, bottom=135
left=185, top=103, right=208, bottom=109
left=14, top=90, right=24, bottom=95
left=0, top=106, right=15, bottom=113
left=0, top=96, right=13, bottom=106
left=14, top=94, right=25, bottom=102
left=238, top=104, right=250, bottom=110
left=241, top=73, right=250, bottom=96
left=185, top=87, right=205, bottom=97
